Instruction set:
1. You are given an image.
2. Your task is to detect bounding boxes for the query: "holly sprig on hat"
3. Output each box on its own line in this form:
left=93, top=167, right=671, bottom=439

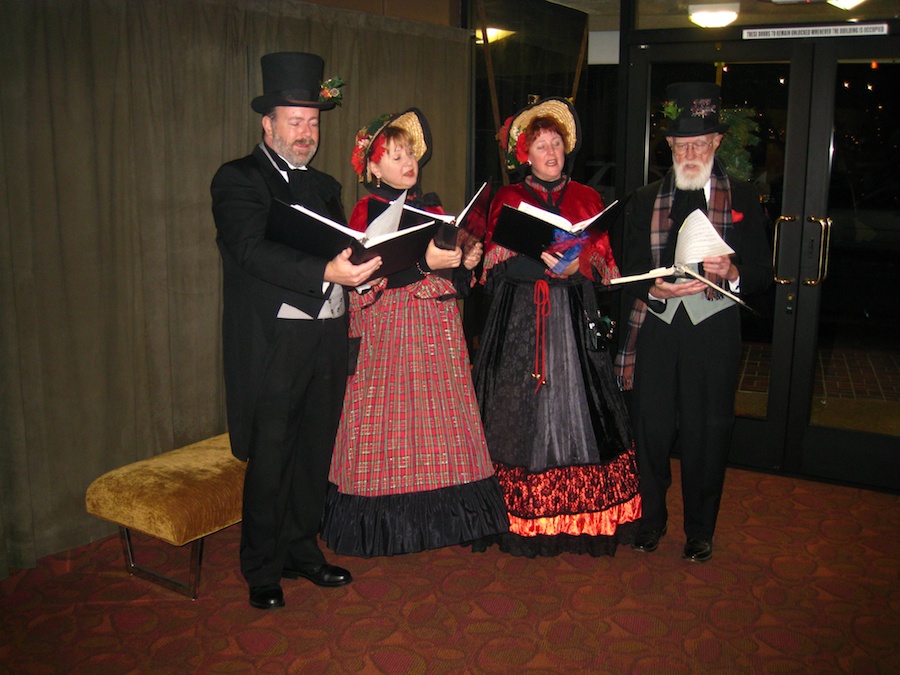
left=351, top=113, right=393, bottom=177
left=319, top=77, right=345, bottom=106
left=662, top=100, right=683, bottom=121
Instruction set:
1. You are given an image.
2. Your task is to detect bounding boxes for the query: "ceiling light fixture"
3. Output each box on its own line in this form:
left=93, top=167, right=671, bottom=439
left=475, top=28, right=515, bottom=44
left=827, top=0, right=866, bottom=9
left=689, top=3, right=741, bottom=28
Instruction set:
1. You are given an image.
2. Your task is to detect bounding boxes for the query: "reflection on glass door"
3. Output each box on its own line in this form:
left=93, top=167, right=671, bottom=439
left=719, top=63, right=786, bottom=427
left=815, top=61, right=900, bottom=438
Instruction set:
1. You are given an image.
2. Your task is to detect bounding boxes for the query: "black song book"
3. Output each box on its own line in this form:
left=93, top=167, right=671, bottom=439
left=490, top=198, right=622, bottom=261
left=267, top=197, right=438, bottom=281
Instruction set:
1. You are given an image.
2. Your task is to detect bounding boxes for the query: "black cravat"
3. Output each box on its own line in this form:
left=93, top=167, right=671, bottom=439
left=263, top=144, right=308, bottom=203
left=263, top=143, right=343, bottom=222
left=288, top=168, right=310, bottom=204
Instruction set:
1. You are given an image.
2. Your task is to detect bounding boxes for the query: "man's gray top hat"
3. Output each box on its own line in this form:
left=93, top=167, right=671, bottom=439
left=251, top=52, right=335, bottom=114
left=660, top=82, right=728, bottom=137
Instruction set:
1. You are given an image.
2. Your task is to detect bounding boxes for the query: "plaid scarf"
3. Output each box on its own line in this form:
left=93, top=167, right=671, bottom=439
left=614, top=158, right=733, bottom=390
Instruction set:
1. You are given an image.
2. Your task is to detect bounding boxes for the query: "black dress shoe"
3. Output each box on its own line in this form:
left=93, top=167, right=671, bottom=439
left=682, top=538, right=713, bottom=562
left=249, top=584, right=285, bottom=610
left=632, top=526, right=667, bottom=552
left=282, top=562, right=352, bottom=587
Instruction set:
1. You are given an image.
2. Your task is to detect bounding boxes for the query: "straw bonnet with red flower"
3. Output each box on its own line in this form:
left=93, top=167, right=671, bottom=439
left=497, top=97, right=581, bottom=174
left=351, top=108, right=432, bottom=187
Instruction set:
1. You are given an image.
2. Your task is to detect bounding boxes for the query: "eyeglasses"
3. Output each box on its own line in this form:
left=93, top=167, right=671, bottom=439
left=670, top=140, right=715, bottom=156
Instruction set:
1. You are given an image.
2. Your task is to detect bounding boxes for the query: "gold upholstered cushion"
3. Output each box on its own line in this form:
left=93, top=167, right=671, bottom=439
left=85, top=434, right=246, bottom=546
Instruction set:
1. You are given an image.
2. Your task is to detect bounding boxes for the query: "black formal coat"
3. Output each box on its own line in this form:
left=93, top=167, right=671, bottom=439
left=211, top=145, right=347, bottom=461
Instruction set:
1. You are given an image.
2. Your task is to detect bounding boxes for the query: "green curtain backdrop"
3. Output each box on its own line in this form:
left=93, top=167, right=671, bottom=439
left=0, top=0, right=470, bottom=579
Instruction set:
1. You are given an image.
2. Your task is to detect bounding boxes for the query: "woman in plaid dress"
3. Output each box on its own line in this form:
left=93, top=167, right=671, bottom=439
left=471, top=98, right=641, bottom=557
left=322, top=109, right=508, bottom=557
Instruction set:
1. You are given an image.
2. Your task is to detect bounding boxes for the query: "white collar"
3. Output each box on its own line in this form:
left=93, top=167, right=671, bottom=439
left=259, top=143, right=308, bottom=178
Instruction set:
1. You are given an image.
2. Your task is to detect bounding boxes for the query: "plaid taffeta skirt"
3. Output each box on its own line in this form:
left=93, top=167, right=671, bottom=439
left=323, top=277, right=508, bottom=557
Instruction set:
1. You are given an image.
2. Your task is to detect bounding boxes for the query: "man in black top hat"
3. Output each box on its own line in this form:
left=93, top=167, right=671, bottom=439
left=211, top=52, right=381, bottom=609
left=615, top=82, right=772, bottom=562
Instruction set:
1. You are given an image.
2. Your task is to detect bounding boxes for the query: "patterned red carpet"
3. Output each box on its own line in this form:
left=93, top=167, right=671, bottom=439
left=2, top=463, right=898, bottom=674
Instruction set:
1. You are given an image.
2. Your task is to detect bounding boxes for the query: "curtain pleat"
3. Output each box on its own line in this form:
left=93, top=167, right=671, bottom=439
left=0, top=0, right=470, bottom=578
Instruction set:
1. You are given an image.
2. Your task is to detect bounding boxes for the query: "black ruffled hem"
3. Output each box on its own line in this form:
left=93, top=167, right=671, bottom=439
left=322, top=477, right=510, bottom=557
left=471, top=520, right=640, bottom=558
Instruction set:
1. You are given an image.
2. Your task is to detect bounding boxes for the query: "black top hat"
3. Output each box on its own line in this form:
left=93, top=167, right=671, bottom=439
left=659, top=82, right=728, bottom=137
left=251, top=52, right=339, bottom=114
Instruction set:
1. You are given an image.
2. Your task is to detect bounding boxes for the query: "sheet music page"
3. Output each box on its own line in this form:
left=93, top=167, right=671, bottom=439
left=674, top=209, right=735, bottom=264
left=516, top=201, right=575, bottom=232
left=365, top=219, right=435, bottom=247
left=289, top=203, right=360, bottom=238
left=401, top=202, right=454, bottom=223
left=570, top=199, right=619, bottom=232
left=365, top=190, right=408, bottom=240
left=454, top=181, right=488, bottom=223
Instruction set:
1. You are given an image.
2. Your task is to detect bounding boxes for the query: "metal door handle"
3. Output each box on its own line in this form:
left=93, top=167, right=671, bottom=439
left=802, top=216, right=833, bottom=286
left=772, top=215, right=795, bottom=285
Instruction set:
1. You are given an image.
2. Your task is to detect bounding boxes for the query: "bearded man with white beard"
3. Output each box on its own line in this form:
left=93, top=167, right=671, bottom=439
left=615, top=82, right=773, bottom=563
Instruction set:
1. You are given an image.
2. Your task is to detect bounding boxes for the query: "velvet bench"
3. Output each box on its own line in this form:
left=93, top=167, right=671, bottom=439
left=85, top=434, right=245, bottom=599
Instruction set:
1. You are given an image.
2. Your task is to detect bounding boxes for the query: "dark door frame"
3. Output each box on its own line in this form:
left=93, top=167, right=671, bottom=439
left=614, top=32, right=900, bottom=491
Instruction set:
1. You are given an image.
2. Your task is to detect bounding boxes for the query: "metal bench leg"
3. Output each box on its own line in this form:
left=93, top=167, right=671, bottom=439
left=119, top=527, right=204, bottom=599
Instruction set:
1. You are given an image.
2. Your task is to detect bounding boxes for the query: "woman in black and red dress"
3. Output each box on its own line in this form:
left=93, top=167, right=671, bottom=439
left=472, top=97, right=641, bottom=557
left=322, top=109, right=508, bottom=557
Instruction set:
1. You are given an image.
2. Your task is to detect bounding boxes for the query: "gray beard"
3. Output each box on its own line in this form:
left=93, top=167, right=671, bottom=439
left=673, top=154, right=714, bottom=191
left=272, top=130, right=317, bottom=168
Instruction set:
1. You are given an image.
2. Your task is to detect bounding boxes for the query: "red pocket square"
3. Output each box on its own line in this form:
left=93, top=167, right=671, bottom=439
left=731, top=209, right=744, bottom=223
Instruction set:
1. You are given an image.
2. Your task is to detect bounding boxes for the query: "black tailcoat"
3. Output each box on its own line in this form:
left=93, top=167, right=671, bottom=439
left=211, top=145, right=349, bottom=586
left=212, top=145, right=345, bottom=461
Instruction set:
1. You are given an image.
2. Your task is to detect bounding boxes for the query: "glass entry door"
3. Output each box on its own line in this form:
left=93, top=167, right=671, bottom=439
left=623, top=35, right=900, bottom=492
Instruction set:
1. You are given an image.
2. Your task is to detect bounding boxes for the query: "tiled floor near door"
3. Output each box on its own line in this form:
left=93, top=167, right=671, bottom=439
left=739, top=343, right=900, bottom=402
left=737, top=342, right=900, bottom=436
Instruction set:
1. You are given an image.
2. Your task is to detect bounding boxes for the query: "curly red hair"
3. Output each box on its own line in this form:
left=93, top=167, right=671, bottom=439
left=523, top=115, right=569, bottom=152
